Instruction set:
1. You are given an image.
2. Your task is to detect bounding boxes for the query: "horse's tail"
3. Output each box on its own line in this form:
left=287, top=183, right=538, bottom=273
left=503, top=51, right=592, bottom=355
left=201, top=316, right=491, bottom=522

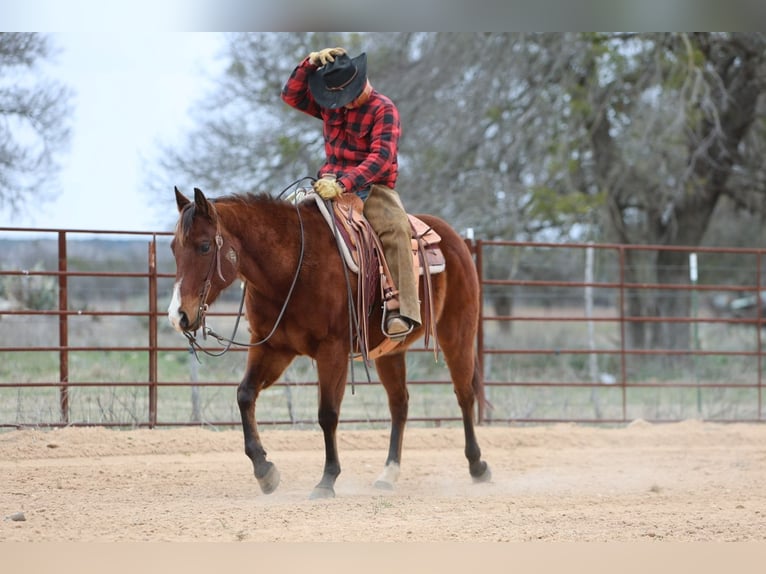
left=472, top=353, right=491, bottom=424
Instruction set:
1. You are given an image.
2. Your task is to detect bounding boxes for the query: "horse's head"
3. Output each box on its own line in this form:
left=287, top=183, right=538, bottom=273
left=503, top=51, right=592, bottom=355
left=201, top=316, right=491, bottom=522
left=168, top=187, right=240, bottom=333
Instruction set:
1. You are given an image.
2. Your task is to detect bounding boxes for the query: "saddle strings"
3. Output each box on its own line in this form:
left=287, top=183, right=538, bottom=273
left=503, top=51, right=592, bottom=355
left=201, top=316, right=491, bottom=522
left=324, top=195, right=374, bottom=394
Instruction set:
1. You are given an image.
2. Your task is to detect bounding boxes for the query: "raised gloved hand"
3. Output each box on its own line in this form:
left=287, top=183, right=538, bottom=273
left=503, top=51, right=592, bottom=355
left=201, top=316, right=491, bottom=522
left=308, top=47, right=346, bottom=67
left=313, top=177, right=344, bottom=200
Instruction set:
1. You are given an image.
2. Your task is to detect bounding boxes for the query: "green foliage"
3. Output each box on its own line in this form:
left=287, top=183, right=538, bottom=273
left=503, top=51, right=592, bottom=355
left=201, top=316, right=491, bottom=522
left=0, top=263, right=56, bottom=310
left=276, top=135, right=302, bottom=160
left=527, top=186, right=606, bottom=227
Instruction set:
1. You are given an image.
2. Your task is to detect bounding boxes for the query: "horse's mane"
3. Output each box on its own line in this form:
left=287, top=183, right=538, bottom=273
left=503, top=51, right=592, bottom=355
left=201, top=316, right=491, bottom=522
left=175, top=192, right=299, bottom=246
left=212, top=192, right=285, bottom=208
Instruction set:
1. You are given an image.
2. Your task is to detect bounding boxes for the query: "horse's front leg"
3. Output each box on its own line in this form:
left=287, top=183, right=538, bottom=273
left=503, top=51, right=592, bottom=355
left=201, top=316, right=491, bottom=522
left=237, top=347, right=294, bottom=495
left=309, top=353, right=349, bottom=499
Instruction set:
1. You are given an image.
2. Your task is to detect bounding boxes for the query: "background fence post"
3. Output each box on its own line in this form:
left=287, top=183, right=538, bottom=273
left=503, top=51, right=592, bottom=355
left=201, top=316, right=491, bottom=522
left=618, top=245, right=627, bottom=422
left=758, top=252, right=763, bottom=421
left=57, top=231, right=69, bottom=424
left=473, top=237, right=487, bottom=423
left=148, top=239, right=158, bottom=428
left=690, top=252, right=701, bottom=415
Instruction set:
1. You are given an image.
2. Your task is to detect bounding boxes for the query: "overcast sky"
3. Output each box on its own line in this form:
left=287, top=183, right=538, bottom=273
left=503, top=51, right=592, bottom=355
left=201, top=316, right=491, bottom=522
left=8, top=32, right=225, bottom=233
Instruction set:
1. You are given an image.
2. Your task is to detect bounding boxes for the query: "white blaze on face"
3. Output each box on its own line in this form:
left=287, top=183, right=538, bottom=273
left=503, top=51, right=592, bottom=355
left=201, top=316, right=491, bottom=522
left=168, top=279, right=184, bottom=331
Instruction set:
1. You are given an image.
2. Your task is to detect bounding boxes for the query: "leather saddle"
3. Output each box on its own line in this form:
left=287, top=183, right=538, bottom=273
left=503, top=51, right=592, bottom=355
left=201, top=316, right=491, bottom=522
left=298, top=189, right=443, bottom=361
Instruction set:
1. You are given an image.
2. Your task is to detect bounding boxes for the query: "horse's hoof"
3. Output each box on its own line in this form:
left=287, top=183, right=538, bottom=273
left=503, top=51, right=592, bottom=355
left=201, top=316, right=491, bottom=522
left=373, top=479, right=395, bottom=490
left=256, top=463, right=280, bottom=494
left=471, top=461, right=492, bottom=484
left=309, top=485, right=335, bottom=500
left=373, top=462, right=400, bottom=490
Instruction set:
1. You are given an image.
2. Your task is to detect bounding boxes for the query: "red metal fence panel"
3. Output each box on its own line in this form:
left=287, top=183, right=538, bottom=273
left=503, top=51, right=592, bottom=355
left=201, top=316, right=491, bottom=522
left=473, top=239, right=764, bottom=425
left=1, top=227, right=764, bottom=428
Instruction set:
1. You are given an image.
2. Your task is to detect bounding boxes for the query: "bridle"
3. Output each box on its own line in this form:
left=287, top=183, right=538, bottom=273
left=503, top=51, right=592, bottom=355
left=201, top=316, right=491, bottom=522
left=190, top=231, right=225, bottom=333
left=182, top=195, right=306, bottom=359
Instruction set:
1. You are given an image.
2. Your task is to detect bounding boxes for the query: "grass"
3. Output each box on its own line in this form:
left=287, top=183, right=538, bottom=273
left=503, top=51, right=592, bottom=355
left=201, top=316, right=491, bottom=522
left=1, top=304, right=764, bottom=428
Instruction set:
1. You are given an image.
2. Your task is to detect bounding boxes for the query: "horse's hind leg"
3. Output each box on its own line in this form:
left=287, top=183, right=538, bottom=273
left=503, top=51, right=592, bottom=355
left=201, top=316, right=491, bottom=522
left=373, top=352, right=409, bottom=489
left=237, top=348, right=294, bottom=495
left=460, top=358, right=491, bottom=482
left=439, top=327, right=491, bottom=483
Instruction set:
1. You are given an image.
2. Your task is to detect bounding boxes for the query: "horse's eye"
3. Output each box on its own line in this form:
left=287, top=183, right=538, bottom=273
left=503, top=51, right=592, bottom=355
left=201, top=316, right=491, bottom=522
left=199, top=241, right=211, bottom=254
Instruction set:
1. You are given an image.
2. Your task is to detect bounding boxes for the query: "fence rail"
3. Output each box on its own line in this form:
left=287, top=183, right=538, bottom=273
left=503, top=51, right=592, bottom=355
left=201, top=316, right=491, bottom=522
left=1, top=227, right=764, bottom=428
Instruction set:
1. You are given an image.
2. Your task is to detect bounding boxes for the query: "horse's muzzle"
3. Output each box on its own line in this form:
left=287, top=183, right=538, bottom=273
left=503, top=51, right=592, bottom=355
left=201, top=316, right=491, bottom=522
left=168, top=281, right=203, bottom=333
left=178, top=310, right=204, bottom=333
left=168, top=303, right=201, bottom=334
left=169, top=310, right=186, bottom=332
left=178, top=310, right=191, bottom=331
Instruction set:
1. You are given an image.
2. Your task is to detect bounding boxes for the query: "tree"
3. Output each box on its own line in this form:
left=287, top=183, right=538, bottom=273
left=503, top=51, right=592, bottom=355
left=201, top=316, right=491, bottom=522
left=565, top=33, right=766, bottom=348
left=0, top=33, right=73, bottom=215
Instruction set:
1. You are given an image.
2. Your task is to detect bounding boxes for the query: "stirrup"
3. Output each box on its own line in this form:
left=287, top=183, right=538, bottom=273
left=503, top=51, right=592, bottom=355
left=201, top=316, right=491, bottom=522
left=383, top=312, right=414, bottom=341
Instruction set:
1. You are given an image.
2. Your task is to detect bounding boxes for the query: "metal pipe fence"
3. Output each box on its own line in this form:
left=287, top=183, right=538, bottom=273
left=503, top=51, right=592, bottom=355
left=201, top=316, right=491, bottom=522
left=475, top=239, right=764, bottom=424
left=1, top=227, right=764, bottom=428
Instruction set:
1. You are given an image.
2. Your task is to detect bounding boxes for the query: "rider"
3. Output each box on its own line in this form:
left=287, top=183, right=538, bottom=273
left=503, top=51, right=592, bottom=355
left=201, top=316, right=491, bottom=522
left=281, top=46, right=420, bottom=339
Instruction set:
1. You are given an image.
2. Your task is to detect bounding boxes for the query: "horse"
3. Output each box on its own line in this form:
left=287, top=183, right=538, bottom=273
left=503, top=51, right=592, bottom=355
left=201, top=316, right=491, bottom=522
left=167, top=186, right=491, bottom=499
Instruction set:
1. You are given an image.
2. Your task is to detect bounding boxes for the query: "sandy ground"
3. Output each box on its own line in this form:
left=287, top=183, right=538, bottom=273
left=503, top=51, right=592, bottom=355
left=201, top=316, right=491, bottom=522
left=2, top=420, right=766, bottom=542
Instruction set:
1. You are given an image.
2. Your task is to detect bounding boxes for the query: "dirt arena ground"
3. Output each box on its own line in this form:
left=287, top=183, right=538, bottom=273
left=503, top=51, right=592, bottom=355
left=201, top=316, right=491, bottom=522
left=2, top=420, right=766, bottom=542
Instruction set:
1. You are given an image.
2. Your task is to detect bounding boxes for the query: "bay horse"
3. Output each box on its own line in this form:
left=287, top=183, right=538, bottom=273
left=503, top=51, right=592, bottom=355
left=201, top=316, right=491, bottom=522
left=168, top=186, right=491, bottom=499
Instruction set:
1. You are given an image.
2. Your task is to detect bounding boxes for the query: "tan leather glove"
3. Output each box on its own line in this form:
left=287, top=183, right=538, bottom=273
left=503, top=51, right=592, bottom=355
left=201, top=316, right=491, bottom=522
left=308, top=47, right=346, bottom=67
left=313, top=177, right=344, bottom=200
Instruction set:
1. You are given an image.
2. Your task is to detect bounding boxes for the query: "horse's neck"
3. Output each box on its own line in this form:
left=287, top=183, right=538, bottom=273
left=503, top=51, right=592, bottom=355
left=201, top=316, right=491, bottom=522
left=217, top=200, right=301, bottom=289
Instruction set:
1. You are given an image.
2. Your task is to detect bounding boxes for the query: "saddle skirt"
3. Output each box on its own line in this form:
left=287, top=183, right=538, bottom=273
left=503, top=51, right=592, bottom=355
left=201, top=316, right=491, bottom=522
left=297, top=189, right=443, bottom=361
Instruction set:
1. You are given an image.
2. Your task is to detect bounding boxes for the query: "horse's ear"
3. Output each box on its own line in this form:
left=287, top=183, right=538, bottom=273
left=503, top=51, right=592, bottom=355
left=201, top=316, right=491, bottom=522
left=193, top=187, right=210, bottom=218
left=174, top=186, right=191, bottom=212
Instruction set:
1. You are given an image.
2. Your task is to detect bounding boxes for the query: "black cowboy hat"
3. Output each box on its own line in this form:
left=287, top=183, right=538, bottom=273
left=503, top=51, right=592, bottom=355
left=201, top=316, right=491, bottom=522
left=308, top=52, right=367, bottom=109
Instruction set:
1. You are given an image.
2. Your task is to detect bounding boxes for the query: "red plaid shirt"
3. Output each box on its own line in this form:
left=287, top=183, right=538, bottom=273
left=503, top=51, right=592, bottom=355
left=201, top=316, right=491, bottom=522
left=281, top=57, right=400, bottom=194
